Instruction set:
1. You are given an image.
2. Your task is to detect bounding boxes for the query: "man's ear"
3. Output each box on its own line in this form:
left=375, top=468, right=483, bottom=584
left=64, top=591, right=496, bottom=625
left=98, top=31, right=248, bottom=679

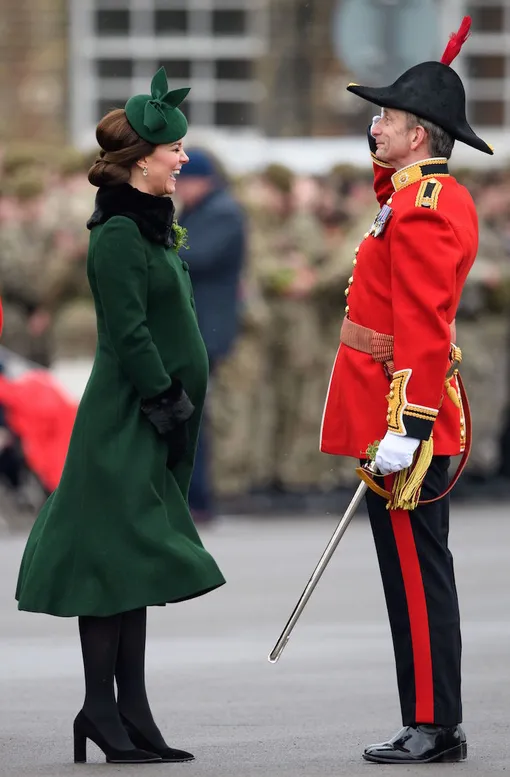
left=411, top=125, right=428, bottom=151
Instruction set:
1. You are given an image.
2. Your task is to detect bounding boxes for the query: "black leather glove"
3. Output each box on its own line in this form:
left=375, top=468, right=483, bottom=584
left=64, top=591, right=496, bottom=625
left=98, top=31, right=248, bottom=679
left=141, top=379, right=194, bottom=435
left=141, top=379, right=194, bottom=470
left=165, top=423, right=190, bottom=470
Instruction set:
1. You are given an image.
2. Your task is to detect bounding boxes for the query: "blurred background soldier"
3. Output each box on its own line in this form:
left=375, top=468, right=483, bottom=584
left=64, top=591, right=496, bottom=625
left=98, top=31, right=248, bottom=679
left=1, top=1, right=510, bottom=517
left=176, top=148, right=247, bottom=523
left=0, top=169, right=54, bottom=367
left=42, top=148, right=96, bottom=361
left=249, top=164, right=328, bottom=493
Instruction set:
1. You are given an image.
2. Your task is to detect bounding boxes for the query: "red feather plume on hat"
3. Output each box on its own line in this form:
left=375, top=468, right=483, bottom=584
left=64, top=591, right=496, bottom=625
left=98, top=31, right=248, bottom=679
left=441, top=16, right=472, bottom=66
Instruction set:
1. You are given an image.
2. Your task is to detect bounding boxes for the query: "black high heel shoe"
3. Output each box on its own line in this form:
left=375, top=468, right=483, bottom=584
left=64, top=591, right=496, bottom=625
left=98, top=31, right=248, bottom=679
left=120, top=713, right=195, bottom=763
left=73, top=710, right=162, bottom=764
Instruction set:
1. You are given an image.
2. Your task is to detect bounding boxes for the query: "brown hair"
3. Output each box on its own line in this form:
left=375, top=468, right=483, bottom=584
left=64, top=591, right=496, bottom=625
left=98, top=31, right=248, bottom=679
left=88, top=109, right=156, bottom=188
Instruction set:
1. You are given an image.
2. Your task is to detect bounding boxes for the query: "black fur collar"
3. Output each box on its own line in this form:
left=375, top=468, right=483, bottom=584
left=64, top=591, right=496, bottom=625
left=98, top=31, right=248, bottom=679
left=87, top=183, right=176, bottom=247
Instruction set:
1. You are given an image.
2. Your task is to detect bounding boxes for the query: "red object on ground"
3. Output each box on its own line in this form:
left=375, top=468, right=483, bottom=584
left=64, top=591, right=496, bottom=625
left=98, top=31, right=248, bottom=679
left=0, top=371, right=77, bottom=492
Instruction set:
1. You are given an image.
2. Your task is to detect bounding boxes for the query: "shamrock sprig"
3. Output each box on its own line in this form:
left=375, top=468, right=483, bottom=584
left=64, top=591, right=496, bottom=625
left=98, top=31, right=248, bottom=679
left=172, top=222, right=189, bottom=252
left=365, top=440, right=380, bottom=461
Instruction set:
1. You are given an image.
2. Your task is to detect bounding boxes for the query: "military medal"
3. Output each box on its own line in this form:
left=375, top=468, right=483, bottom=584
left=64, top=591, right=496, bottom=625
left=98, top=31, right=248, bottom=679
left=370, top=204, right=393, bottom=237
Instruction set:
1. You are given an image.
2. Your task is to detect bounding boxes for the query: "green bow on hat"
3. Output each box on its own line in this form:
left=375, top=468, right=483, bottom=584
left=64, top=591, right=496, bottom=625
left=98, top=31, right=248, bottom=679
left=125, top=67, right=190, bottom=144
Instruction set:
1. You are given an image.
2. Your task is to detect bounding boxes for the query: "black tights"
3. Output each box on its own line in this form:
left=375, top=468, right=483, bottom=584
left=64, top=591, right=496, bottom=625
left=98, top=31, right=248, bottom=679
left=78, top=608, right=167, bottom=750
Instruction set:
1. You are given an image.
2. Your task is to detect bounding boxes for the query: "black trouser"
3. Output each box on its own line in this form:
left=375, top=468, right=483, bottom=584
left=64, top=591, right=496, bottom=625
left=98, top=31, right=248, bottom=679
left=189, top=358, right=217, bottom=516
left=365, top=456, right=462, bottom=727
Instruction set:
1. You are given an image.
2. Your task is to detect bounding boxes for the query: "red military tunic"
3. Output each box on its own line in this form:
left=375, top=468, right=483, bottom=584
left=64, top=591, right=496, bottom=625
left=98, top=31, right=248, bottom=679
left=320, top=154, right=477, bottom=459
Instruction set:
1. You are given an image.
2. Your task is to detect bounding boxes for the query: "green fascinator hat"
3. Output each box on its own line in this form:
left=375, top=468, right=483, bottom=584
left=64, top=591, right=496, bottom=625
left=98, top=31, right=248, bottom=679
left=125, top=67, right=189, bottom=144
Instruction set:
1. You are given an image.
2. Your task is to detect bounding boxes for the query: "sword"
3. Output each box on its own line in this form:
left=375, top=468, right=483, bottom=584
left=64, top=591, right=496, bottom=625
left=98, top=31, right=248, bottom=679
left=268, top=460, right=378, bottom=663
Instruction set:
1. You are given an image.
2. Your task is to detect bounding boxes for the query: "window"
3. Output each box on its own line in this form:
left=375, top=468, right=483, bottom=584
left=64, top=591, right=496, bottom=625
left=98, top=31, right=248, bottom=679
left=466, top=55, right=505, bottom=79
left=470, top=100, right=505, bottom=126
left=95, top=10, right=130, bottom=36
left=97, top=59, right=133, bottom=78
left=212, top=10, right=247, bottom=35
left=215, top=101, right=253, bottom=126
left=463, top=3, right=508, bottom=128
left=215, top=59, right=253, bottom=80
left=97, top=98, right=126, bottom=121
left=468, top=6, right=504, bottom=33
left=158, top=60, right=191, bottom=79
left=154, top=10, right=188, bottom=35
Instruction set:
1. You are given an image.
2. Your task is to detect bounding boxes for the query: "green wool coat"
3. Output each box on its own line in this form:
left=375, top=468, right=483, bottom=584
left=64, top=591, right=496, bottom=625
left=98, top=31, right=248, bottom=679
left=16, top=191, right=226, bottom=617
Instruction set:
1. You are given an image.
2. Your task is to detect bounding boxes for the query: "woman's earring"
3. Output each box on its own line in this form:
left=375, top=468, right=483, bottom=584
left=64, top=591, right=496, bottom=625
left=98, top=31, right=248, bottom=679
left=143, top=167, right=148, bottom=177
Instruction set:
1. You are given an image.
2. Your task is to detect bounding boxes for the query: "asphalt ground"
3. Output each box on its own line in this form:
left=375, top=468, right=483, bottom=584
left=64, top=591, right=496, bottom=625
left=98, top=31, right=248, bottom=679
left=0, top=502, right=509, bottom=775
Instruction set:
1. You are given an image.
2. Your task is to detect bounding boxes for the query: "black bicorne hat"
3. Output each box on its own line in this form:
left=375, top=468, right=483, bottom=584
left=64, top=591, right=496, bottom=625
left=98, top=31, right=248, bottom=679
left=347, top=17, right=493, bottom=156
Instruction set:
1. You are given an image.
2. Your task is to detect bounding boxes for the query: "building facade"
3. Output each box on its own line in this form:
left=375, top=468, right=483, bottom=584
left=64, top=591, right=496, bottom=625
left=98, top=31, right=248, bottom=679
left=0, top=0, right=508, bottom=155
left=68, top=0, right=269, bottom=148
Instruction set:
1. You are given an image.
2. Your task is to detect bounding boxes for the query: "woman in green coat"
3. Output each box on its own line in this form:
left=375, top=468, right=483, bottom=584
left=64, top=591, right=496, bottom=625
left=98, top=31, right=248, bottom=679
left=15, top=68, right=226, bottom=765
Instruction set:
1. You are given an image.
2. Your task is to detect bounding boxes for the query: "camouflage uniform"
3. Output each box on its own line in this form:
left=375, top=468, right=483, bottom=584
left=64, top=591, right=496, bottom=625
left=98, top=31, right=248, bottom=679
left=456, top=219, right=510, bottom=477
left=209, top=268, right=271, bottom=496
left=251, top=170, right=333, bottom=492
left=209, top=166, right=378, bottom=496
left=0, top=172, right=54, bottom=366
left=42, top=156, right=96, bottom=359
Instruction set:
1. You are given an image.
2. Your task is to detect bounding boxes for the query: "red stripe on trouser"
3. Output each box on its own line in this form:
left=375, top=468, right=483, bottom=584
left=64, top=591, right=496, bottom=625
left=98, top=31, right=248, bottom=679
left=388, top=504, right=434, bottom=723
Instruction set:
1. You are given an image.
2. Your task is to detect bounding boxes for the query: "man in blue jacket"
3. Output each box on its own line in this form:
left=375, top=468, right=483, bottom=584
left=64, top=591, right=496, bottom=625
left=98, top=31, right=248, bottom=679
left=176, top=148, right=246, bottom=522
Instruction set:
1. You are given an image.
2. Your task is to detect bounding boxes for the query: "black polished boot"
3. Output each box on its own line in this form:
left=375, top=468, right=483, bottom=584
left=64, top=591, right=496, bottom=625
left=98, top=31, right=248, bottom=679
left=363, top=724, right=467, bottom=764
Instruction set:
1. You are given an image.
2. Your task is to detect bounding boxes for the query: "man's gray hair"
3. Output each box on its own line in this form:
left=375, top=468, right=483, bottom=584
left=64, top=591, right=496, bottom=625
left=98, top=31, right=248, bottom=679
left=406, top=113, right=455, bottom=159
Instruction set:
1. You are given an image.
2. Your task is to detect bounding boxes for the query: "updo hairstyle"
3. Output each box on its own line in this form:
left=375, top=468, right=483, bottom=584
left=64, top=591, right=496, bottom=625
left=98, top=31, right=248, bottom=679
left=88, top=109, right=156, bottom=188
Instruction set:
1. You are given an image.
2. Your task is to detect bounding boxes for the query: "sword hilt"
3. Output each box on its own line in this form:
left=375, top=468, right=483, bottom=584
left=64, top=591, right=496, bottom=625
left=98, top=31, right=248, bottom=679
left=363, top=459, right=379, bottom=476
left=356, top=459, right=390, bottom=499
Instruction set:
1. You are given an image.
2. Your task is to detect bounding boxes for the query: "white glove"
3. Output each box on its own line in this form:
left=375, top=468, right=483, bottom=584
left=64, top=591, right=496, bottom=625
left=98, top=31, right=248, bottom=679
left=370, top=114, right=382, bottom=137
left=375, top=431, right=420, bottom=475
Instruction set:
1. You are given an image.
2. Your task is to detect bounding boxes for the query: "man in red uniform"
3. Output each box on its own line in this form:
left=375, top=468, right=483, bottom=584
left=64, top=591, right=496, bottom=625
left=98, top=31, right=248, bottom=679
left=320, top=19, right=493, bottom=764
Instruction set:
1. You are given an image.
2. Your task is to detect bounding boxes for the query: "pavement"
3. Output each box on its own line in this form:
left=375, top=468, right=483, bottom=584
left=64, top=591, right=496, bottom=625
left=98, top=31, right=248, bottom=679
left=1, top=504, right=510, bottom=776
